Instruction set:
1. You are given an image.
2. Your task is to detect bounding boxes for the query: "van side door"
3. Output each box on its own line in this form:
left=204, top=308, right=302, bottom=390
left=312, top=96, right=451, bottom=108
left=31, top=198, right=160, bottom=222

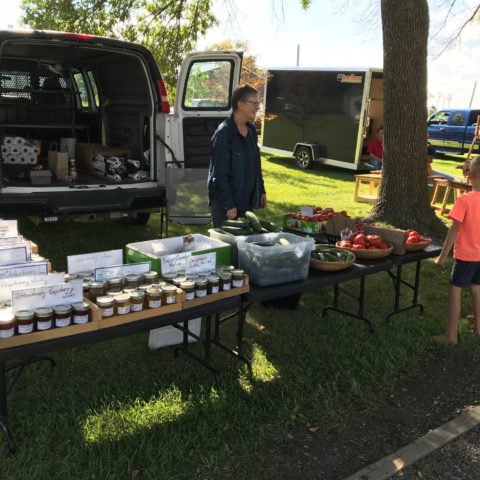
left=444, top=110, right=467, bottom=152
left=427, top=110, right=450, bottom=149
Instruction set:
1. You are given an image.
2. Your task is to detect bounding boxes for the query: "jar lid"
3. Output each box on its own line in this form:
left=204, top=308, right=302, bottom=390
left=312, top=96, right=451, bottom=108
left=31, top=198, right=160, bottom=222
left=232, top=269, right=244, bottom=276
left=146, top=287, right=162, bottom=295
left=125, top=274, right=140, bottom=281
left=130, top=290, right=145, bottom=299
left=195, top=278, right=208, bottom=287
left=89, top=281, right=106, bottom=289
left=53, top=304, right=72, bottom=314
left=0, top=308, right=15, bottom=323
left=221, top=265, right=235, bottom=272
left=107, top=277, right=123, bottom=285
left=77, top=270, right=94, bottom=278
left=15, top=309, right=34, bottom=320
left=34, top=307, right=53, bottom=318
left=64, top=273, right=78, bottom=282
left=152, top=282, right=168, bottom=288
left=72, top=301, right=90, bottom=311
left=180, top=280, right=195, bottom=289
left=138, top=284, right=152, bottom=292
left=219, top=271, right=232, bottom=279
left=143, top=271, right=158, bottom=280
left=162, top=285, right=177, bottom=293
left=97, top=296, right=114, bottom=306
left=82, top=281, right=90, bottom=290
left=172, top=276, right=187, bottom=285
left=123, top=288, right=137, bottom=294
left=114, top=293, right=130, bottom=303
left=162, top=273, right=176, bottom=281
left=207, top=275, right=220, bottom=282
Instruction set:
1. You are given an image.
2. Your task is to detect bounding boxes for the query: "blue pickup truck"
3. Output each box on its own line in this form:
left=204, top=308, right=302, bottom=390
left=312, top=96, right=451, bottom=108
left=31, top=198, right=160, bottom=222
left=427, top=109, right=480, bottom=154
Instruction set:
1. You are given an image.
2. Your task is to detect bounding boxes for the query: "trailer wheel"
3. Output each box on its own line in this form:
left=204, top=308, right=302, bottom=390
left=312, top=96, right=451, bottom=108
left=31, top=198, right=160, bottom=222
left=295, top=147, right=313, bottom=169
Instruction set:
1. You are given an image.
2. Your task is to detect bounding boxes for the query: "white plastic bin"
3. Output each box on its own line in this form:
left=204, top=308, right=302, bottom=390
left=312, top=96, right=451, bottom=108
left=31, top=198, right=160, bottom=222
left=148, top=317, right=202, bottom=349
left=237, top=232, right=315, bottom=286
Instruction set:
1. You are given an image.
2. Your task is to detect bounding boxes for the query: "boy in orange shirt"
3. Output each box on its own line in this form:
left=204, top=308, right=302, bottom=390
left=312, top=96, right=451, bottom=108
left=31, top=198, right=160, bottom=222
left=434, top=155, right=480, bottom=344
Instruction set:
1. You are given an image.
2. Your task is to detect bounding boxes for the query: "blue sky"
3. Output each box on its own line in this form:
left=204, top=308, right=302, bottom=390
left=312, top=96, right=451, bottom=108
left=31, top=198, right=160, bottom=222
left=2, top=0, right=479, bottom=108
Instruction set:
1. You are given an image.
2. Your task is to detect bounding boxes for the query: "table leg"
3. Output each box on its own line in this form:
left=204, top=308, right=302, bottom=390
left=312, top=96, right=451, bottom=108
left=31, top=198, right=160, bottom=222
left=0, top=362, right=16, bottom=454
left=354, top=178, right=360, bottom=202
left=440, top=184, right=451, bottom=215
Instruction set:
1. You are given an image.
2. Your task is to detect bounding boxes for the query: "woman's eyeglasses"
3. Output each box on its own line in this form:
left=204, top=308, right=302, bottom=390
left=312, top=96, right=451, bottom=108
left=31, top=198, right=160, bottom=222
left=243, top=99, right=260, bottom=107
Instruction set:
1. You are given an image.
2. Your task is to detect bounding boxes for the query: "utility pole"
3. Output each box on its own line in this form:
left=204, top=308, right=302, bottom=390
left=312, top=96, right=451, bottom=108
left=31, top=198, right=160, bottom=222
left=296, top=44, right=300, bottom=66
left=469, top=80, right=477, bottom=108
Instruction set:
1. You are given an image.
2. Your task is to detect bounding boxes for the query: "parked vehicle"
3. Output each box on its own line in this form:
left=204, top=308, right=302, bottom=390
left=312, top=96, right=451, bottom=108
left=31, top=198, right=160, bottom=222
left=0, top=30, right=241, bottom=223
left=427, top=108, right=480, bottom=154
left=261, top=67, right=383, bottom=170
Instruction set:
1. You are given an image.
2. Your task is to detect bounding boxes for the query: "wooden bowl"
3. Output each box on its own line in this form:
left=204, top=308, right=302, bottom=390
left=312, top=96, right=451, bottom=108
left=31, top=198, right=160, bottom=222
left=405, top=239, right=432, bottom=251
left=335, top=241, right=393, bottom=259
left=310, top=247, right=355, bottom=271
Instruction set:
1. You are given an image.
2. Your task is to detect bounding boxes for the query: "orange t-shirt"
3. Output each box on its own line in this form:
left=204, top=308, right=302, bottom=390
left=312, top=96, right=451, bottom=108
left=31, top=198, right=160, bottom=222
left=448, top=191, right=480, bottom=261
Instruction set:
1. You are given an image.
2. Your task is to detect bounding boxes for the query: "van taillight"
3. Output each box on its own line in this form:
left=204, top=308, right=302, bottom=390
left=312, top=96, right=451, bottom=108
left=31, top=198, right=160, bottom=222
left=63, top=33, right=93, bottom=41
left=157, top=80, right=170, bottom=113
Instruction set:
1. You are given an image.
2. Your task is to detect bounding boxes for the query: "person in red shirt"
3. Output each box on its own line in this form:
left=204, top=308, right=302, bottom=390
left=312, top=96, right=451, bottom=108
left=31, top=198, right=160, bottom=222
left=367, top=126, right=383, bottom=170
left=434, top=155, right=480, bottom=344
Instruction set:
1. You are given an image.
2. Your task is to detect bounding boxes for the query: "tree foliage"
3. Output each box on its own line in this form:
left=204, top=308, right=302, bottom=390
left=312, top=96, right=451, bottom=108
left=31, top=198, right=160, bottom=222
left=21, top=0, right=217, bottom=94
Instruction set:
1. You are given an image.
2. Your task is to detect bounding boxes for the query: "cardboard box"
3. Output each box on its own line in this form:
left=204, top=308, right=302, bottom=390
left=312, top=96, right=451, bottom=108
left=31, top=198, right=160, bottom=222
left=283, top=214, right=327, bottom=234
left=30, top=169, right=52, bottom=185
left=75, top=143, right=131, bottom=172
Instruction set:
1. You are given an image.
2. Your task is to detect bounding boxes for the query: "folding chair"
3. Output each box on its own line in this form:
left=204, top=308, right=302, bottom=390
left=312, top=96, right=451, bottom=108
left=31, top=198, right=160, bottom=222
left=160, top=167, right=212, bottom=238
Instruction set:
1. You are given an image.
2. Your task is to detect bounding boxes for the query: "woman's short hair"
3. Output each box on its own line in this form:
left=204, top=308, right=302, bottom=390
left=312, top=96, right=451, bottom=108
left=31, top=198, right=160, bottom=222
left=231, top=84, right=258, bottom=111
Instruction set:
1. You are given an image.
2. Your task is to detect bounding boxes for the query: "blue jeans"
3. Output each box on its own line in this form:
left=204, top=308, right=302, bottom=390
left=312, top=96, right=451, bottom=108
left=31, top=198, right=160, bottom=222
left=369, top=158, right=382, bottom=170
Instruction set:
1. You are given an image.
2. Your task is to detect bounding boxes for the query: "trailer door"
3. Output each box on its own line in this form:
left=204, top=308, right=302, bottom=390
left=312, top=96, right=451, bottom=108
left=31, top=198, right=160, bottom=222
left=165, top=52, right=242, bottom=223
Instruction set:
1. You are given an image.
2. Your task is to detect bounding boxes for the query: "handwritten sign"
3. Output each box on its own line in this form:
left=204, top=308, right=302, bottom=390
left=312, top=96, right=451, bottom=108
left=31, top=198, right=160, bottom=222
left=0, top=236, right=23, bottom=245
left=67, top=249, right=123, bottom=274
left=12, top=282, right=83, bottom=311
left=0, top=220, right=18, bottom=238
left=0, top=261, right=49, bottom=279
left=0, top=241, right=31, bottom=260
left=186, top=253, right=216, bottom=275
left=0, top=245, right=28, bottom=266
left=94, top=262, right=151, bottom=281
left=160, top=252, right=189, bottom=275
left=0, top=273, right=64, bottom=304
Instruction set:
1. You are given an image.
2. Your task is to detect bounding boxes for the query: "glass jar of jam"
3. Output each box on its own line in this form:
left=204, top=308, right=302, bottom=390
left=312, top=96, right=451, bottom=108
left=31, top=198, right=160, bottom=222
left=171, top=275, right=187, bottom=288
left=82, top=281, right=90, bottom=297
left=0, top=309, right=16, bottom=339
left=146, top=287, right=162, bottom=309
left=207, top=275, right=220, bottom=294
left=219, top=271, right=232, bottom=291
left=54, top=304, right=72, bottom=327
left=72, top=302, right=91, bottom=324
left=195, top=278, right=208, bottom=298
left=107, top=277, right=123, bottom=293
left=88, top=281, right=106, bottom=302
left=35, top=307, right=53, bottom=331
left=162, top=285, right=177, bottom=304
left=125, top=274, right=140, bottom=289
left=16, top=309, right=34, bottom=334
left=232, top=269, right=245, bottom=288
left=142, top=271, right=158, bottom=285
left=96, top=296, right=114, bottom=318
left=114, top=293, right=131, bottom=315
left=161, top=272, right=176, bottom=283
left=130, top=290, right=145, bottom=312
left=180, top=280, right=195, bottom=301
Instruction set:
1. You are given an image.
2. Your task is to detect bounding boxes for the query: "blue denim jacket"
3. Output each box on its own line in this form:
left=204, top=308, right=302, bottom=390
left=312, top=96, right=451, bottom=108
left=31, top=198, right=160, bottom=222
left=208, top=115, right=265, bottom=214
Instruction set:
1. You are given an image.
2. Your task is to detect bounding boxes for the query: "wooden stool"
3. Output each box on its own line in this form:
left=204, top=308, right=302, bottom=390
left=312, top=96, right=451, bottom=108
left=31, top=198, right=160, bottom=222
left=431, top=178, right=471, bottom=215
left=354, top=173, right=382, bottom=203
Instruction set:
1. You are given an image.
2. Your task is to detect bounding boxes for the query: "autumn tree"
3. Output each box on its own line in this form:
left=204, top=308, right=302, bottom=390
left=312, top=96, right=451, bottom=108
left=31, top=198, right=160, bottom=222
left=20, top=0, right=216, bottom=95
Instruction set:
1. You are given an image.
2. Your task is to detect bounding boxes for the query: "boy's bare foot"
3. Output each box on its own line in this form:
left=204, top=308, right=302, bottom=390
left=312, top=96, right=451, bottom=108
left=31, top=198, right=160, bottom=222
left=432, top=334, right=457, bottom=345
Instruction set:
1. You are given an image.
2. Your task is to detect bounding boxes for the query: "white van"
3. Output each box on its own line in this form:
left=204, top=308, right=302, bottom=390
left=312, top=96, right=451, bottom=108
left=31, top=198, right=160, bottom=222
left=0, top=30, right=241, bottom=224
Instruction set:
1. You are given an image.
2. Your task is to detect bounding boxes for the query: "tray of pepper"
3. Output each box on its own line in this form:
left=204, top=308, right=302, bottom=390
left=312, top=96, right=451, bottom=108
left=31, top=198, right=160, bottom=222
left=310, top=244, right=356, bottom=272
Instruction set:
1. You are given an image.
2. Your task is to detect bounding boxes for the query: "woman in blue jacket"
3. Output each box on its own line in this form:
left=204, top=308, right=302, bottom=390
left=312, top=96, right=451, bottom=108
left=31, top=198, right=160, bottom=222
left=208, top=84, right=267, bottom=227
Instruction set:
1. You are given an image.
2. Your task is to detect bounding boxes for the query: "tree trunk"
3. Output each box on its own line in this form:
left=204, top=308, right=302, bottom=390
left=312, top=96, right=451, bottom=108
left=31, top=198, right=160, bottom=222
left=368, top=0, right=441, bottom=231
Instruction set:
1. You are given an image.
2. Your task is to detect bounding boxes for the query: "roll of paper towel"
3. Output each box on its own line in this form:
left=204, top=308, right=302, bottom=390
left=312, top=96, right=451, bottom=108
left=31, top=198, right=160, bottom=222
left=13, top=137, right=26, bottom=146
left=60, top=138, right=76, bottom=158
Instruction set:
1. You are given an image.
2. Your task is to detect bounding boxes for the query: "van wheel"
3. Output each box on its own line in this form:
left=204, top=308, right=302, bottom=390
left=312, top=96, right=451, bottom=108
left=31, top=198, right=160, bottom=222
left=295, top=147, right=313, bottom=169
left=124, top=213, right=151, bottom=225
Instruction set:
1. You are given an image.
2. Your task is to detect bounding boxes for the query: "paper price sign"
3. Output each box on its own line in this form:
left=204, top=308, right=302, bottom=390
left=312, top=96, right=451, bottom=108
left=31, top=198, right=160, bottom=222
left=186, top=253, right=216, bottom=275
left=0, top=261, right=49, bottom=279
left=0, top=220, right=18, bottom=238
left=12, top=282, right=83, bottom=311
left=160, top=252, right=189, bottom=275
left=67, top=249, right=123, bottom=274
left=0, top=236, right=23, bottom=245
left=0, top=273, right=64, bottom=304
left=0, top=246, right=27, bottom=266
left=94, top=262, right=151, bottom=281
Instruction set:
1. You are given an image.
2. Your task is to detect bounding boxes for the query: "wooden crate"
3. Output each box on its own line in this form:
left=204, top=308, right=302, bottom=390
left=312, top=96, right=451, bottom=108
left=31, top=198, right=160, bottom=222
left=182, top=275, right=249, bottom=309
left=0, top=299, right=100, bottom=350
left=98, top=289, right=184, bottom=329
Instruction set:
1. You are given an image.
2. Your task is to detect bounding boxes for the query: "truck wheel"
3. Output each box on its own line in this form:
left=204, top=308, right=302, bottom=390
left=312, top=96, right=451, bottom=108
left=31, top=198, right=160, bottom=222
left=124, top=213, right=151, bottom=226
left=295, top=147, right=313, bottom=169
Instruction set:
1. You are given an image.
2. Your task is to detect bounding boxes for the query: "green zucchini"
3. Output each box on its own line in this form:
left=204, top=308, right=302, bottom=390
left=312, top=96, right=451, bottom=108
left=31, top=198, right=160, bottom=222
left=260, top=219, right=281, bottom=233
left=222, top=219, right=250, bottom=228
left=245, top=211, right=263, bottom=233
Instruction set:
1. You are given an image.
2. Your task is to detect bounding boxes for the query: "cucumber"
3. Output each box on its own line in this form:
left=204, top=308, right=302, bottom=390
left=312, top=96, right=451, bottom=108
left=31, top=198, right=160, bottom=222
left=245, top=211, right=263, bottom=233
left=221, top=226, right=253, bottom=236
left=277, top=238, right=290, bottom=246
left=222, top=219, right=250, bottom=228
left=260, top=219, right=281, bottom=233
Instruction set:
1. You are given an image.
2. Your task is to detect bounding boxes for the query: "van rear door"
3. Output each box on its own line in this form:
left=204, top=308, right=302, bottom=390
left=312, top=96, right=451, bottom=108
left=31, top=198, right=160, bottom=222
left=164, top=52, right=242, bottom=221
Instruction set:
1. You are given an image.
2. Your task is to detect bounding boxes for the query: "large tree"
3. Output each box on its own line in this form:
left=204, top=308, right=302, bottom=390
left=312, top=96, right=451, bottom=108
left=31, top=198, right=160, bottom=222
left=21, top=0, right=216, bottom=94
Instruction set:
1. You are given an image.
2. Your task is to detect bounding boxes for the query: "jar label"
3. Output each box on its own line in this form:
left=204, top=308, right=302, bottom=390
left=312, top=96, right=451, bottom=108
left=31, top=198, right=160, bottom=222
left=0, top=328, right=14, bottom=338
left=18, top=324, right=33, bottom=334
left=232, top=279, right=244, bottom=288
left=37, top=320, right=52, bottom=331
left=74, top=314, right=89, bottom=324
left=149, top=300, right=161, bottom=309
left=196, top=289, right=207, bottom=298
left=222, top=283, right=231, bottom=291
left=56, top=318, right=71, bottom=328
left=117, top=305, right=130, bottom=315
left=165, top=296, right=176, bottom=304
left=131, top=303, right=143, bottom=312
left=101, top=307, right=114, bottom=317
left=185, top=291, right=195, bottom=301
left=211, top=286, right=219, bottom=294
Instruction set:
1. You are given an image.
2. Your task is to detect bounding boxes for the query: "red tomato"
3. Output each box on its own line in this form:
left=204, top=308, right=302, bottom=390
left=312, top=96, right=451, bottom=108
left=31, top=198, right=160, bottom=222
left=353, top=234, right=366, bottom=245
left=406, top=237, right=419, bottom=244
left=366, top=235, right=382, bottom=246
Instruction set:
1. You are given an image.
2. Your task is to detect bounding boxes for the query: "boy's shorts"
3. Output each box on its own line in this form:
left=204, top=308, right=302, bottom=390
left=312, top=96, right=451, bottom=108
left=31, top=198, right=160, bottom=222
left=450, top=259, right=480, bottom=288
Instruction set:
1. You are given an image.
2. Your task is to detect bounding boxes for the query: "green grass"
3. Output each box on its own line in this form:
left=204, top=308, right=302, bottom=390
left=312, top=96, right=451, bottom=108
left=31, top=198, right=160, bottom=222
left=2, top=155, right=479, bottom=479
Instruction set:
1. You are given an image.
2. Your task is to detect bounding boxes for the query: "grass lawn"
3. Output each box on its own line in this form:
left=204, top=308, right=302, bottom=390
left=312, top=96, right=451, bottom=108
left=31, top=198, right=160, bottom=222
left=2, top=155, right=479, bottom=479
